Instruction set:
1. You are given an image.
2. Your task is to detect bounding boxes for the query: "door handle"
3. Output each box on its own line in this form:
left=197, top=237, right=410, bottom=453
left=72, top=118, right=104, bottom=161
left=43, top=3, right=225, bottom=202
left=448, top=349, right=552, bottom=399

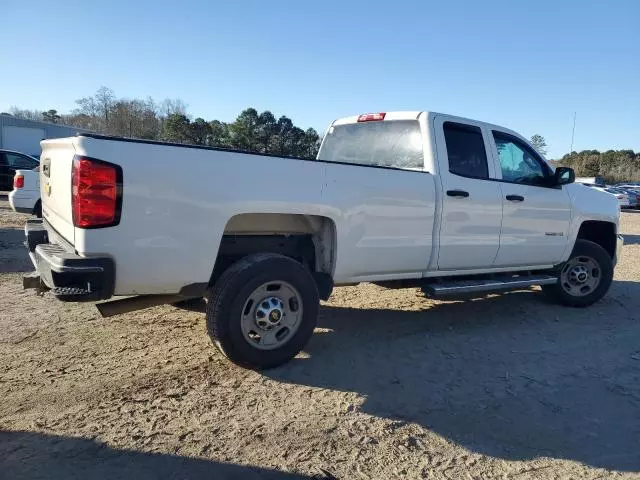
left=506, top=194, right=524, bottom=202
left=446, top=190, right=469, bottom=198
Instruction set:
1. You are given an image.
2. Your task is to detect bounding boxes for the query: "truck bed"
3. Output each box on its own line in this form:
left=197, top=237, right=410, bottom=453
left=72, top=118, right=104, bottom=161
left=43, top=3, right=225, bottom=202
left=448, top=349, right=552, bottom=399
left=40, top=134, right=437, bottom=295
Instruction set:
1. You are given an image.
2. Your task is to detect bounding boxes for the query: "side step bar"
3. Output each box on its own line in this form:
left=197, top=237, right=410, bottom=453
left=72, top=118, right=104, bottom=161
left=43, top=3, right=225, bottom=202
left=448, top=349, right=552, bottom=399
left=423, top=274, right=557, bottom=297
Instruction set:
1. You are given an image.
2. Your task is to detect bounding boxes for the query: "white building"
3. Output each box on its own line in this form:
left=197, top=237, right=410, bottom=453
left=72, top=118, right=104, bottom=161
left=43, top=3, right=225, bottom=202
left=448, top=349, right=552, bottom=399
left=0, top=114, right=91, bottom=157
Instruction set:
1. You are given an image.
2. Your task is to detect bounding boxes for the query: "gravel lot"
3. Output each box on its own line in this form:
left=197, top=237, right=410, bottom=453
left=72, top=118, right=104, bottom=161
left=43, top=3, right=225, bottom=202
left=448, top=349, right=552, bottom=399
left=1, top=194, right=639, bottom=479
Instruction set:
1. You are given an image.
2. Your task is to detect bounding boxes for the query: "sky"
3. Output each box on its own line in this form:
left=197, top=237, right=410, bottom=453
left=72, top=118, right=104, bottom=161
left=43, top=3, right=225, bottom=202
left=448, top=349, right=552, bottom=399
left=1, top=0, right=639, bottom=159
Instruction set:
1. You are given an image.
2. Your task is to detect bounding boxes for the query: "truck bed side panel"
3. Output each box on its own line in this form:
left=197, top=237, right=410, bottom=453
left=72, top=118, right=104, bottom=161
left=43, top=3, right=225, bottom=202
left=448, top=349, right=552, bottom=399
left=73, top=138, right=326, bottom=294
left=324, top=165, right=435, bottom=282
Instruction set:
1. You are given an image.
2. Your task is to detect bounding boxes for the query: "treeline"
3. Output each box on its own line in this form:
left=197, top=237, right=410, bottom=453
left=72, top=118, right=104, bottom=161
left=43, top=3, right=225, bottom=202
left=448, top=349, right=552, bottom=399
left=6, top=87, right=320, bottom=159
left=557, top=150, right=640, bottom=183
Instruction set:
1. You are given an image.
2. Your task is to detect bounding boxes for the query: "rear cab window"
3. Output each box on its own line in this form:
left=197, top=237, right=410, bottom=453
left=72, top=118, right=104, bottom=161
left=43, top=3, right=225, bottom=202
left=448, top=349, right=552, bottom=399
left=318, top=120, right=424, bottom=169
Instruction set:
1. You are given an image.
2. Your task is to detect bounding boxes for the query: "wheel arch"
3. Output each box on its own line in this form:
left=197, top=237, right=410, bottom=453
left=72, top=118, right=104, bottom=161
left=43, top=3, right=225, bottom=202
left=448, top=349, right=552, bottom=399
left=576, top=220, right=616, bottom=259
left=209, top=213, right=337, bottom=299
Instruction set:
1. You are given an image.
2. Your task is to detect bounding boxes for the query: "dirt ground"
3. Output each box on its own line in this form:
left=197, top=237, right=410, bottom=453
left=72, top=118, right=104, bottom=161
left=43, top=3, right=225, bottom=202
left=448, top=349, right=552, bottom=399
left=1, top=194, right=639, bottom=480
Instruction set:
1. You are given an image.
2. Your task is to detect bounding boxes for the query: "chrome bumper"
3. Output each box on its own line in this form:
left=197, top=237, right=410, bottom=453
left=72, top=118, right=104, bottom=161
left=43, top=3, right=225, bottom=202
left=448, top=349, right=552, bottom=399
left=615, top=234, right=624, bottom=265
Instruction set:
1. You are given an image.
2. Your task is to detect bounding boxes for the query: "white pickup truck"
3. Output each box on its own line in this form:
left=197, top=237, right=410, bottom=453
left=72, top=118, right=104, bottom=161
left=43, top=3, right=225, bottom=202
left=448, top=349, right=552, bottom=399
left=23, top=111, right=623, bottom=368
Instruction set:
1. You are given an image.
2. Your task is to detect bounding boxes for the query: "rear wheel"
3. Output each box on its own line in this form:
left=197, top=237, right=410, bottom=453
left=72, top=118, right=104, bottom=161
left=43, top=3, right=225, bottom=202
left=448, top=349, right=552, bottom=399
left=542, top=239, right=613, bottom=307
left=206, top=253, right=319, bottom=369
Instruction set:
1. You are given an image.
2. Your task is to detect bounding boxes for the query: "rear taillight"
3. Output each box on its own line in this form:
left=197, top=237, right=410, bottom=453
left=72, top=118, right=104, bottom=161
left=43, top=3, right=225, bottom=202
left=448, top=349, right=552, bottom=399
left=72, top=156, right=122, bottom=228
left=13, top=174, right=24, bottom=189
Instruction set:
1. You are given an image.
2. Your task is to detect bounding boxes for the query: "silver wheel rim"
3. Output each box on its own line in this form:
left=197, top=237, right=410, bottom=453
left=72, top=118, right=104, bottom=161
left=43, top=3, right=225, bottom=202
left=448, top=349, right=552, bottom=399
left=240, top=281, right=303, bottom=350
left=560, top=255, right=601, bottom=297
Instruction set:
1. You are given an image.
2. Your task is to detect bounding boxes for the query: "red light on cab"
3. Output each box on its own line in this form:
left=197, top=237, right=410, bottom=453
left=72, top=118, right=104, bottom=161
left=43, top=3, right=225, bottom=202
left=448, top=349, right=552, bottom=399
left=357, top=112, right=386, bottom=122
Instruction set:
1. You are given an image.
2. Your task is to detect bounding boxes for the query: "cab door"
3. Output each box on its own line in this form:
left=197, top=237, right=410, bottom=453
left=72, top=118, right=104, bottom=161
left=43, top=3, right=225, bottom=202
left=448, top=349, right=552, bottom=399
left=488, top=130, right=571, bottom=267
left=433, top=116, right=503, bottom=270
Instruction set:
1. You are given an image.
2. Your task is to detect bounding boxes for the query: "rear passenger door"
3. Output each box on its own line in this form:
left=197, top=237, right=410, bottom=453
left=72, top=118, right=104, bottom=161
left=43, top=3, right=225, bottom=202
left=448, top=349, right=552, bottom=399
left=433, top=117, right=503, bottom=270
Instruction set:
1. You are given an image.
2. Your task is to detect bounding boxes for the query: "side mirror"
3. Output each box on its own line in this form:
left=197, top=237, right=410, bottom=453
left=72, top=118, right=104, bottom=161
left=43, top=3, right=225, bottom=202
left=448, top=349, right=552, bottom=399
left=554, top=166, right=575, bottom=186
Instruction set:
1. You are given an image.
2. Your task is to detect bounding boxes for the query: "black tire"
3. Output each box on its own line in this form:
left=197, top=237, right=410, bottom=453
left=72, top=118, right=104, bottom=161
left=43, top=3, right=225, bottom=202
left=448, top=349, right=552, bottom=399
left=206, top=253, right=319, bottom=369
left=33, top=199, right=42, bottom=218
left=542, top=239, right=613, bottom=307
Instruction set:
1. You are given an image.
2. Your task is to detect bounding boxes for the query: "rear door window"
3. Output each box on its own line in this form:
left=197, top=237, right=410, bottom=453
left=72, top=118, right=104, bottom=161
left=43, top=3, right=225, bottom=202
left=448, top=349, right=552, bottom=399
left=318, top=120, right=424, bottom=169
left=5, top=153, right=38, bottom=169
left=443, top=122, right=489, bottom=179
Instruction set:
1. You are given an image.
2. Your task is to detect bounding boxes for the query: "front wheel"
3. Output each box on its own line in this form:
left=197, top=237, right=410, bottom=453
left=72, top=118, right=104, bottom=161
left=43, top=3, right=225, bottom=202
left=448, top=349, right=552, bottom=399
left=542, top=239, right=613, bottom=307
left=206, top=253, right=319, bottom=369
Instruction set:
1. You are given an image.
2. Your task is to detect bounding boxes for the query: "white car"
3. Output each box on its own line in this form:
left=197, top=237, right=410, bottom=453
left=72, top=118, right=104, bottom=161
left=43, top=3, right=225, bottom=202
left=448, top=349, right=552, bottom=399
left=23, top=110, right=623, bottom=369
left=9, top=168, right=41, bottom=217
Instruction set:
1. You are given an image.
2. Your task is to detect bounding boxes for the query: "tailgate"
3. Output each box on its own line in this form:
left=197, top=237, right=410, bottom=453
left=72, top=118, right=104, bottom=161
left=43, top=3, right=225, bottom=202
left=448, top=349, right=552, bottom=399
left=40, top=138, right=76, bottom=244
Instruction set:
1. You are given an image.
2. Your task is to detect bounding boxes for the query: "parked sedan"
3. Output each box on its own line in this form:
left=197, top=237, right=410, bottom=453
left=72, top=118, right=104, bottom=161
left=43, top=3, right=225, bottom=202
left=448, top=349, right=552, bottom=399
left=603, top=187, right=632, bottom=209
left=609, top=187, right=639, bottom=209
left=580, top=183, right=631, bottom=208
left=616, top=184, right=640, bottom=201
left=0, top=150, right=39, bottom=191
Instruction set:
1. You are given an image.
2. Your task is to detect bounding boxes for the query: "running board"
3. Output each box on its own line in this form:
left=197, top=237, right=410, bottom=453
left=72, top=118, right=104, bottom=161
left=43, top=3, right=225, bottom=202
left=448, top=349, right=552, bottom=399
left=423, top=274, right=557, bottom=297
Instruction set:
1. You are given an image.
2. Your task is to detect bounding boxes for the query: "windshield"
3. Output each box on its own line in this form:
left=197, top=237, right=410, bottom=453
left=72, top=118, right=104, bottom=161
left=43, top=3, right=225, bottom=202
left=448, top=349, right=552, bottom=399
left=317, top=120, right=424, bottom=169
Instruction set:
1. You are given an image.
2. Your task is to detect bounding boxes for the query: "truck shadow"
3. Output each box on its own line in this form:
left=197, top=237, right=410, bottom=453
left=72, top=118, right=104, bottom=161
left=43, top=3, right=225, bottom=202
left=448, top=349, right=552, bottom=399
left=0, top=228, right=33, bottom=273
left=622, top=234, right=640, bottom=245
left=268, top=281, right=640, bottom=472
left=0, top=430, right=321, bottom=480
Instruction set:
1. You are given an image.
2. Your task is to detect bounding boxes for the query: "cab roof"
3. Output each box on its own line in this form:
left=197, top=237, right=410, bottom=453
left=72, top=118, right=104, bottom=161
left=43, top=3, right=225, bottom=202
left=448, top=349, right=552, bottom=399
left=330, top=111, right=528, bottom=147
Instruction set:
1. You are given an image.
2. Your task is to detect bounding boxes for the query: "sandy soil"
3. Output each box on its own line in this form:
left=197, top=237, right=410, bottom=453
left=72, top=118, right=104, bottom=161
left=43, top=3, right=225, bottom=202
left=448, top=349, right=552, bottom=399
left=1, top=194, right=640, bottom=479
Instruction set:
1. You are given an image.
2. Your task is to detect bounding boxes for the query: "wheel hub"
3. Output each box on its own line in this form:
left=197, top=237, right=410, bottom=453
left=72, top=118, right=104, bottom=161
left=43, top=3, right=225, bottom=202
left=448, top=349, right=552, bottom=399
left=560, top=255, right=601, bottom=298
left=240, top=281, right=303, bottom=351
left=569, top=265, right=589, bottom=284
left=255, top=297, right=285, bottom=330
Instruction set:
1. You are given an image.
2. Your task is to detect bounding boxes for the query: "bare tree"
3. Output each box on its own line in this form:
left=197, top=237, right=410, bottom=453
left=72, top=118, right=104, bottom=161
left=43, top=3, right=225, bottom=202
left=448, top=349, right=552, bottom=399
left=95, top=86, right=115, bottom=132
left=73, top=86, right=116, bottom=133
left=7, top=107, right=43, bottom=121
left=160, top=98, right=187, bottom=117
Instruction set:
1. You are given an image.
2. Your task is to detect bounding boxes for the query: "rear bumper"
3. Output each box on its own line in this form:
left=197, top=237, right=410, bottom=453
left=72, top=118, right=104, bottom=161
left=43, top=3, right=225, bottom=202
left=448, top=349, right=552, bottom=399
left=23, top=219, right=115, bottom=302
left=8, top=190, right=38, bottom=214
